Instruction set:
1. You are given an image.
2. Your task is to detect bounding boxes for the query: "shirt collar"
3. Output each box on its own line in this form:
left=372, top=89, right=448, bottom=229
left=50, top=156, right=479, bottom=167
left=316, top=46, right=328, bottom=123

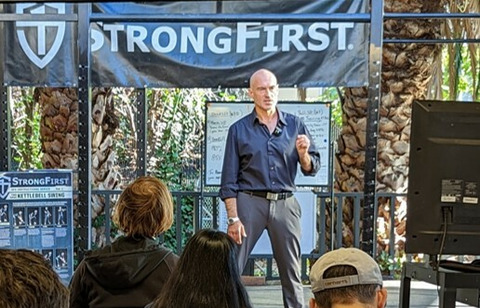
left=251, top=107, right=287, bottom=126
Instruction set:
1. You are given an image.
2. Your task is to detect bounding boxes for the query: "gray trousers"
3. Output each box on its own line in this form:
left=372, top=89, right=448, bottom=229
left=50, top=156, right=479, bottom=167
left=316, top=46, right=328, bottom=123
left=237, top=192, right=304, bottom=308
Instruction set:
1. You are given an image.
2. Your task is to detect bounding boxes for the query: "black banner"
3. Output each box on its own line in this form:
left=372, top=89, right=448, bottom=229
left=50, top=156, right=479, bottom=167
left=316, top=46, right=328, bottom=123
left=3, top=1, right=369, bottom=88
left=4, top=3, right=78, bottom=87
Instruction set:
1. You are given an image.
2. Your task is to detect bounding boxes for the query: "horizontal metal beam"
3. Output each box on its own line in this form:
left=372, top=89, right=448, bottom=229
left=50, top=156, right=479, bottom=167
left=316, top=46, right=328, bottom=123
left=385, top=12, right=480, bottom=19
left=0, top=13, right=77, bottom=21
left=89, top=13, right=371, bottom=23
left=0, top=0, right=156, bottom=2
left=385, top=38, right=480, bottom=44
left=0, top=11, right=478, bottom=24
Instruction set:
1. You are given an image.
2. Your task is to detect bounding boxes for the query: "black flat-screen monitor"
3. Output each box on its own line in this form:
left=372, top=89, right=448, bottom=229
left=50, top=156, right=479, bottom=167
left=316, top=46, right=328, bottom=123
left=406, top=100, right=480, bottom=255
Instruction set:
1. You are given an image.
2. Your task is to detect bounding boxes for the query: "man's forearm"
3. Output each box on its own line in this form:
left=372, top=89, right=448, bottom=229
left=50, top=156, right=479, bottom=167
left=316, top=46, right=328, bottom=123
left=224, top=197, right=238, bottom=217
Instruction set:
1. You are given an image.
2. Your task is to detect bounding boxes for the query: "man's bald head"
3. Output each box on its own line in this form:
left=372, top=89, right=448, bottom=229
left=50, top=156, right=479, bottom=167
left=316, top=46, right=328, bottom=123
left=249, top=69, right=277, bottom=89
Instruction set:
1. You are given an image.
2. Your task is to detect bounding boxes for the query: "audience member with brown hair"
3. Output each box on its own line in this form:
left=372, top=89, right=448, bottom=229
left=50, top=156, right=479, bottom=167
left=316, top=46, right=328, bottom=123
left=148, top=228, right=252, bottom=308
left=0, top=248, right=69, bottom=308
left=69, top=176, right=179, bottom=308
left=309, top=247, right=387, bottom=308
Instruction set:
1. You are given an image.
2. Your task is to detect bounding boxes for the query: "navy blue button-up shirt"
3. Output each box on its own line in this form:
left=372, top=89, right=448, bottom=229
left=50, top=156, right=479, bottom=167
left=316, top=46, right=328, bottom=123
left=219, top=108, right=321, bottom=200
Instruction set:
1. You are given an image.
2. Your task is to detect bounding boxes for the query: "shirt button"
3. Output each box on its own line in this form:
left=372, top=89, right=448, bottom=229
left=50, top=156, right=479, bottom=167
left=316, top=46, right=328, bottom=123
left=272, top=181, right=276, bottom=184
left=270, top=167, right=274, bottom=170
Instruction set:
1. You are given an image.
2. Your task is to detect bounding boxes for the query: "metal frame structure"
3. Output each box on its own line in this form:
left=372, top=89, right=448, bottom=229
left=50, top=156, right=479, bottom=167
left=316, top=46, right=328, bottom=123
left=0, top=0, right=383, bottom=257
left=362, top=0, right=383, bottom=256
left=2, top=1, right=480, bottom=262
left=76, top=3, right=92, bottom=255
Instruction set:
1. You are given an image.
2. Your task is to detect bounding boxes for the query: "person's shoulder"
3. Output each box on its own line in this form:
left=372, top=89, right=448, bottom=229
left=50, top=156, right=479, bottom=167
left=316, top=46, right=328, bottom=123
left=163, top=249, right=180, bottom=266
left=279, top=110, right=302, bottom=124
left=277, top=107, right=296, bottom=117
left=228, top=113, right=254, bottom=134
left=281, top=111, right=297, bottom=118
left=232, top=111, right=254, bottom=126
left=145, top=243, right=179, bottom=262
left=145, top=246, right=179, bottom=272
left=84, top=244, right=113, bottom=257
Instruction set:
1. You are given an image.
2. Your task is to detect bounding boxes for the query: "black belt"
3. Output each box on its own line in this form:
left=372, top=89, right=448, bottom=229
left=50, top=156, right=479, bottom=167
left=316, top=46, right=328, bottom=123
left=242, top=190, right=293, bottom=201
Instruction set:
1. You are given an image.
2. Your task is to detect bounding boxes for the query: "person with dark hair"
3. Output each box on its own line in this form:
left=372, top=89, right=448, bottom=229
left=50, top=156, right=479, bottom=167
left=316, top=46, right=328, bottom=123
left=69, top=176, right=178, bottom=308
left=149, top=229, right=252, bottom=308
left=0, top=249, right=69, bottom=308
left=220, top=68, right=321, bottom=308
left=309, top=247, right=388, bottom=308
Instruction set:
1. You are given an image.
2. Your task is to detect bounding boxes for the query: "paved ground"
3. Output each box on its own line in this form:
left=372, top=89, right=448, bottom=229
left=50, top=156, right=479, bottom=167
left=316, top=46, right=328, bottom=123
left=246, top=280, right=477, bottom=308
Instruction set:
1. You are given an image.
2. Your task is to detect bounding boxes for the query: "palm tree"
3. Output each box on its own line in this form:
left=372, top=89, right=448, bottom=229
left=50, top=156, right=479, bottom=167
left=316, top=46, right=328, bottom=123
left=90, top=87, right=121, bottom=247
left=334, top=0, right=450, bottom=254
left=36, top=87, right=120, bottom=248
left=36, top=87, right=78, bottom=170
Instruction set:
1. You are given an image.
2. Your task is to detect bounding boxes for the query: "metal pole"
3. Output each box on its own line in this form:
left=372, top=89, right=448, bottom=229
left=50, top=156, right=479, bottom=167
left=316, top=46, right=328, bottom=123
left=76, top=3, right=92, bottom=258
left=362, top=0, right=384, bottom=257
left=0, top=11, right=9, bottom=172
left=135, top=88, right=147, bottom=177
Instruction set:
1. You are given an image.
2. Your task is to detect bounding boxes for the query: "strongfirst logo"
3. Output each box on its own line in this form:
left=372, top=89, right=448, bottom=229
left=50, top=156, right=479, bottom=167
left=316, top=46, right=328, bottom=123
left=15, top=3, right=66, bottom=69
left=0, top=176, right=11, bottom=199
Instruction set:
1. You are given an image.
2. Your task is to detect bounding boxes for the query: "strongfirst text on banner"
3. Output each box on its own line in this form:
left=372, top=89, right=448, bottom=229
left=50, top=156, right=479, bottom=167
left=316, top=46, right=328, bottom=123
left=0, top=170, right=73, bottom=284
left=4, top=0, right=369, bottom=88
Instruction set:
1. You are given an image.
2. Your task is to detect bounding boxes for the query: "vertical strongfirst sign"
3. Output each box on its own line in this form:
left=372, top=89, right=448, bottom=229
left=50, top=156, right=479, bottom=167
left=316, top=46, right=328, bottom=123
left=0, top=170, right=73, bottom=284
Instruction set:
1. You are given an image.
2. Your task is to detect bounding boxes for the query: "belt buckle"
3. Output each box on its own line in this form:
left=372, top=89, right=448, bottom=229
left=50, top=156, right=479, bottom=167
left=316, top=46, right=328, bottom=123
left=266, top=192, right=278, bottom=201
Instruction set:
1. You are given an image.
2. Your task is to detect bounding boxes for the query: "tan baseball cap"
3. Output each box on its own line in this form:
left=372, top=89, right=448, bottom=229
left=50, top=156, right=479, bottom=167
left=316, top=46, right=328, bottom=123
left=310, top=247, right=383, bottom=292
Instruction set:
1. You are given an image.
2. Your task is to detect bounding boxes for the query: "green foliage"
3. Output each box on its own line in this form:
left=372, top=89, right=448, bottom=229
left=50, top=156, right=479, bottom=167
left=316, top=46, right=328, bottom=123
left=442, top=44, right=479, bottom=101
left=10, top=87, right=43, bottom=170
left=147, top=89, right=204, bottom=188
left=376, top=250, right=405, bottom=279
left=145, top=88, right=206, bottom=252
left=162, top=197, right=195, bottom=251
left=310, top=87, right=342, bottom=127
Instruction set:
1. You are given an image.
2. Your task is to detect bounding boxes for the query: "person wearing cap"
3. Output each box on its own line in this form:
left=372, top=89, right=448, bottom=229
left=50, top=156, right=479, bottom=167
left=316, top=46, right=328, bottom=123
left=309, top=247, right=388, bottom=308
left=220, top=68, right=321, bottom=308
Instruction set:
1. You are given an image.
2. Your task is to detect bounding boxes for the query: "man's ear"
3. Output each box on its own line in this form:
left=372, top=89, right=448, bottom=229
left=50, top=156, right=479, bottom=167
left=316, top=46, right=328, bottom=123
left=309, top=297, right=318, bottom=308
left=377, top=287, right=388, bottom=308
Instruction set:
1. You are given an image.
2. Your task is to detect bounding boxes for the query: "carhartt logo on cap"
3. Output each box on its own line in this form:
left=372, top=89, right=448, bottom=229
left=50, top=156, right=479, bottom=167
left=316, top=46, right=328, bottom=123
left=310, top=247, right=383, bottom=292
left=325, top=279, right=348, bottom=287
left=320, top=275, right=359, bottom=290
left=325, top=279, right=348, bottom=289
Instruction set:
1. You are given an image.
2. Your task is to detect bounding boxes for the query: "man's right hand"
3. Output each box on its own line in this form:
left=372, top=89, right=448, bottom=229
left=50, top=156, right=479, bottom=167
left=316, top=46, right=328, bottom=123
left=227, top=220, right=247, bottom=245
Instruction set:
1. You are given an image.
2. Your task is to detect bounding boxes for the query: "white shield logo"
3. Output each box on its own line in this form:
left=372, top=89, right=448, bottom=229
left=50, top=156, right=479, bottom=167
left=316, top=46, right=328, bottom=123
left=15, top=3, right=66, bottom=69
left=0, top=176, right=11, bottom=200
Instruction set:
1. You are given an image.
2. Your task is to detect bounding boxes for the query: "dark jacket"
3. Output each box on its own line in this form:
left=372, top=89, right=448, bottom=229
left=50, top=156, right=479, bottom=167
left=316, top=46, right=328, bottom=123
left=69, top=236, right=178, bottom=308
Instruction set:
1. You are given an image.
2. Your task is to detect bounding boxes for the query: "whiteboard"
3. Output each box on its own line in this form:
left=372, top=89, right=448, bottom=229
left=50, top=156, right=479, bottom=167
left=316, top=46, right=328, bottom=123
left=205, top=101, right=330, bottom=186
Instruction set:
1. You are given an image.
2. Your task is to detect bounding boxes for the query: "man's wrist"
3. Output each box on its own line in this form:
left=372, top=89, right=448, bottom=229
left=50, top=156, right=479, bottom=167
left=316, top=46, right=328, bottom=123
left=227, top=217, right=240, bottom=225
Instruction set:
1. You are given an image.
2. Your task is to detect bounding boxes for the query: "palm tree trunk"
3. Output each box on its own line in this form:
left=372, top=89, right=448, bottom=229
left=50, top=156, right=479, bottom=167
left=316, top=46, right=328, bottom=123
left=36, top=87, right=78, bottom=170
left=37, top=87, right=120, bottom=248
left=90, top=87, right=121, bottom=247
left=334, top=0, right=445, bottom=252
